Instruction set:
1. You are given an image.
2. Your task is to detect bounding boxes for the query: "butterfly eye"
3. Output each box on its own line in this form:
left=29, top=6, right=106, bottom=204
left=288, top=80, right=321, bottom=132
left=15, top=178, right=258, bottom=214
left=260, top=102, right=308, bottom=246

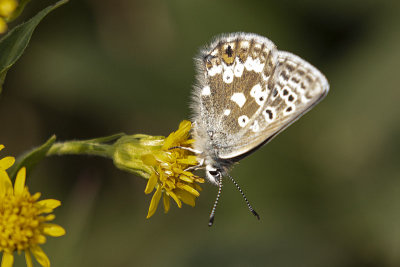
left=208, top=170, right=221, bottom=178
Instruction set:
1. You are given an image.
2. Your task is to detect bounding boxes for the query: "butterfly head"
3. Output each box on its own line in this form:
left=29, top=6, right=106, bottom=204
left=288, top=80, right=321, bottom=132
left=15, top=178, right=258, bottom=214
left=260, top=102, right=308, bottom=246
left=204, top=163, right=223, bottom=185
left=194, top=148, right=225, bottom=185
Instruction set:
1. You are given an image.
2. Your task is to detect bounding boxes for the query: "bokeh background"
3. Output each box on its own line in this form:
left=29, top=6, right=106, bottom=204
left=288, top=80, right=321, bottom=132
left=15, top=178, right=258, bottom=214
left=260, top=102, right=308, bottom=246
left=1, top=0, right=400, bottom=266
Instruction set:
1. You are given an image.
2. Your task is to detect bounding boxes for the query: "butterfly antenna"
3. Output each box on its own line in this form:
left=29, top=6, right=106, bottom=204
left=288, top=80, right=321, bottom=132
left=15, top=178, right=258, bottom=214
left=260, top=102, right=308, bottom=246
left=208, top=176, right=223, bottom=227
left=226, top=173, right=260, bottom=220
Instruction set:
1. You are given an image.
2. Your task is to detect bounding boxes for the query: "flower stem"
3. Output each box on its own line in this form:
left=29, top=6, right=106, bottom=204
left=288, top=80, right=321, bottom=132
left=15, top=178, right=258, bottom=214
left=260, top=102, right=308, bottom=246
left=47, top=141, right=113, bottom=158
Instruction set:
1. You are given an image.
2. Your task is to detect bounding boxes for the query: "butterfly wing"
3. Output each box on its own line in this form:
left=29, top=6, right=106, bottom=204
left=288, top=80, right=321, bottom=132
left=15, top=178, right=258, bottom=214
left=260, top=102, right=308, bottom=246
left=191, top=33, right=277, bottom=158
left=219, top=50, right=329, bottom=159
left=191, top=33, right=329, bottom=161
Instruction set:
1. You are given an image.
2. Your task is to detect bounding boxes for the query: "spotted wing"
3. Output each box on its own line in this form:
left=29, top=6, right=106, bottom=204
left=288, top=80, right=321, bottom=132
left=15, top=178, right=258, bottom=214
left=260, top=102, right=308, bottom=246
left=219, top=50, right=329, bottom=159
left=191, top=33, right=329, bottom=160
left=191, top=33, right=278, bottom=157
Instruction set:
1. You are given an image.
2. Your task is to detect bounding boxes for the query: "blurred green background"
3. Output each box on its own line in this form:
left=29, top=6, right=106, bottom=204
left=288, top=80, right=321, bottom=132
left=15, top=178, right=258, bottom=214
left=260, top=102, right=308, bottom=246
left=1, top=0, right=400, bottom=266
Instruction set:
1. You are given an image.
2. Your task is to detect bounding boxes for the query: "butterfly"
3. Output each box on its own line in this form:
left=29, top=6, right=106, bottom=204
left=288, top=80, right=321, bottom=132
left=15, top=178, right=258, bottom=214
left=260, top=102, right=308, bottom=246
left=189, top=33, right=329, bottom=226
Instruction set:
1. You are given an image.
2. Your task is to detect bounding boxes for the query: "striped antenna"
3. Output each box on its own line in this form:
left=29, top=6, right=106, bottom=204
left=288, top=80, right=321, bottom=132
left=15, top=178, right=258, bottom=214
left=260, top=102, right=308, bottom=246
left=208, top=175, right=223, bottom=226
left=227, top=173, right=260, bottom=220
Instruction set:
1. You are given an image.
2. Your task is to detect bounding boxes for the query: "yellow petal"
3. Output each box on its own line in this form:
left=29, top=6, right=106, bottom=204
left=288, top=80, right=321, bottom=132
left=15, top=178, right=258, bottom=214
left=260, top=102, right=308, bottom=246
left=25, top=249, right=33, bottom=267
left=1, top=252, right=14, bottom=267
left=179, top=120, right=191, bottom=129
left=163, top=193, right=170, bottom=213
left=177, top=155, right=198, bottom=165
left=176, top=120, right=191, bottom=139
left=44, top=214, right=55, bottom=221
left=0, top=18, right=7, bottom=34
left=177, top=182, right=200, bottom=197
left=0, top=145, right=4, bottom=151
left=14, top=167, right=26, bottom=196
left=42, top=223, right=66, bottom=237
left=162, top=133, right=175, bottom=150
left=164, top=180, right=175, bottom=190
left=37, top=235, right=47, bottom=244
left=181, top=139, right=195, bottom=145
left=0, top=170, right=12, bottom=197
left=182, top=171, right=195, bottom=176
left=156, top=151, right=174, bottom=162
left=172, top=167, right=183, bottom=174
left=194, top=183, right=203, bottom=191
left=175, top=189, right=196, bottom=207
left=161, top=120, right=192, bottom=150
left=178, top=175, right=194, bottom=183
left=144, top=173, right=158, bottom=194
left=167, top=190, right=182, bottom=208
left=0, top=156, right=15, bottom=170
left=36, top=199, right=61, bottom=213
left=194, top=177, right=205, bottom=184
left=30, top=246, right=50, bottom=267
left=146, top=185, right=162, bottom=219
left=32, top=192, right=41, bottom=201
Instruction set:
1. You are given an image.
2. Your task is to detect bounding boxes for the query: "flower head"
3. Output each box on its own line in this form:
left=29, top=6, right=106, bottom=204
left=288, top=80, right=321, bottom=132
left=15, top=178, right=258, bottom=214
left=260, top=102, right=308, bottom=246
left=0, top=145, right=65, bottom=267
left=112, top=120, right=205, bottom=218
left=142, top=120, right=204, bottom=218
left=0, top=0, right=18, bottom=34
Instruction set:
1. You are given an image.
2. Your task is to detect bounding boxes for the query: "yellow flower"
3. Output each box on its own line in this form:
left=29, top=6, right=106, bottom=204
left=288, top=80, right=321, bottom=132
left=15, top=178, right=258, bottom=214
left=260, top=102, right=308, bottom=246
left=111, top=120, right=204, bottom=218
left=142, top=120, right=204, bottom=218
left=0, top=17, right=6, bottom=34
left=0, top=145, right=65, bottom=267
left=0, top=0, right=18, bottom=34
left=0, top=0, right=17, bottom=17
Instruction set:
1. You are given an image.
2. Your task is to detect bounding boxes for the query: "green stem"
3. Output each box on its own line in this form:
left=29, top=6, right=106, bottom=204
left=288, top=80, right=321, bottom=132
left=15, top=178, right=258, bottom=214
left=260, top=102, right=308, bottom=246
left=8, top=133, right=161, bottom=181
left=47, top=141, right=113, bottom=158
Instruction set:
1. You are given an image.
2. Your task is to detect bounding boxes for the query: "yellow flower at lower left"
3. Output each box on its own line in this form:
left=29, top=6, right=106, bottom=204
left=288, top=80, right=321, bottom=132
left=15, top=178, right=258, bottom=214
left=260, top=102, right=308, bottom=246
left=0, top=145, right=65, bottom=267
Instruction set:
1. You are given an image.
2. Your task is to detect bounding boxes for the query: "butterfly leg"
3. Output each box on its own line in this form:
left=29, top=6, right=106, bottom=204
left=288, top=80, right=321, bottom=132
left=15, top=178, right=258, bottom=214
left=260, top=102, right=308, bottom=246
left=183, top=158, right=205, bottom=172
left=169, top=146, right=202, bottom=154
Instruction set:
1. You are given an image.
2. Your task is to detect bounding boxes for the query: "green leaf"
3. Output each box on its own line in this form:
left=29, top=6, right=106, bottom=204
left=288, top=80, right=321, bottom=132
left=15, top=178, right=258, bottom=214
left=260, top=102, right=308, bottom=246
left=0, top=0, right=68, bottom=93
left=8, top=135, right=56, bottom=180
